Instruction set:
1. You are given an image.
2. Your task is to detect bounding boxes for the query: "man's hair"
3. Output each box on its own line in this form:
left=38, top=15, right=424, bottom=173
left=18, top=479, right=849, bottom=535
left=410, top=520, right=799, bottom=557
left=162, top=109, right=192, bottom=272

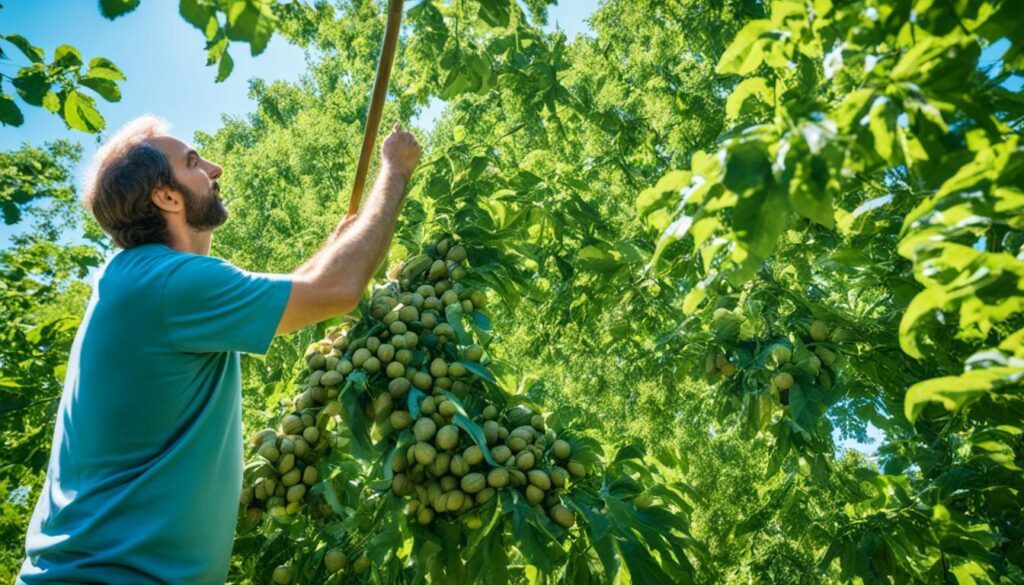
left=82, top=115, right=176, bottom=249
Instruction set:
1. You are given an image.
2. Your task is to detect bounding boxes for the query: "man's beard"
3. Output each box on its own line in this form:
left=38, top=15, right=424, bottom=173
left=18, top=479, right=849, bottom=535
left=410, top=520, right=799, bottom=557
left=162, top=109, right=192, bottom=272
left=171, top=178, right=228, bottom=231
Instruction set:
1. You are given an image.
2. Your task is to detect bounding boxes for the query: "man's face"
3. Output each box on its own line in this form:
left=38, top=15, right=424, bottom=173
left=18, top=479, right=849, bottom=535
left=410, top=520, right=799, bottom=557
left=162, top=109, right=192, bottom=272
left=149, top=135, right=228, bottom=231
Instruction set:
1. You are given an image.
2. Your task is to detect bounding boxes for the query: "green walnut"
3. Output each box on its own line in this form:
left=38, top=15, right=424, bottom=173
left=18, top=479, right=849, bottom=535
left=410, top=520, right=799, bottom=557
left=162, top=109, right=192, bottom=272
left=272, top=564, right=294, bottom=585
left=414, top=442, right=437, bottom=465
left=414, top=417, right=437, bottom=442
left=475, top=487, right=496, bottom=504
left=515, top=451, right=535, bottom=470
left=461, top=472, right=486, bottom=494
left=463, top=445, right=483, bottom=466
left=447, top=245, right=467, bottom=263
left=552, top=439, right=572, bottom=460
left=430, top=358, right=449, bottom=378
left=550, top=504, right=575, bottom=528
left=386, top=361, right=406, bottom=379
left=286, top=484, right=306, bottom=503
left=436, top=425, right=460, bottom=450
left=413, top=372, right=433, bottom=391
left=527, top=469, right=551, bottom=491
left=487, top=468, right=510, bottom=489
left=302, top=466, right=318, bottom=486
left=258, top=442, right=280, bottom=463
left=447, top=453, right=467, bottom=476
left=391, top=410, right=413, bottom=430
left=525, top=485, right=545, bottom=506
left=773, top=372, right=794, bottom=390
left=302, top=426, right=320, bottom=445
left=446, top=489, right=466, bottom=512
left=307, top=353, right=326, bottom=370
left=324, top=549, right=347, bottom=574
left=810, top=320, right=829, bottom=342
left=491, top=445, right=512, bottom=464
left=320, top=371, right=343, bottom=387
left=438, top=400, right=458, bottom=417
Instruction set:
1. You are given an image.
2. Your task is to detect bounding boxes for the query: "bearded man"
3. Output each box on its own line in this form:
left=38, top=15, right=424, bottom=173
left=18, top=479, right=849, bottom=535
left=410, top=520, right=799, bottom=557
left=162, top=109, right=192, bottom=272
left=17, top=115, right=420, bottom=584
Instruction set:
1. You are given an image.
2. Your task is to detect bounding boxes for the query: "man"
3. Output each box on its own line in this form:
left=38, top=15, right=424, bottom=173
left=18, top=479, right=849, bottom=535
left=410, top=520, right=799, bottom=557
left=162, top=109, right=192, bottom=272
left=17, top=115, right=421, bottom=583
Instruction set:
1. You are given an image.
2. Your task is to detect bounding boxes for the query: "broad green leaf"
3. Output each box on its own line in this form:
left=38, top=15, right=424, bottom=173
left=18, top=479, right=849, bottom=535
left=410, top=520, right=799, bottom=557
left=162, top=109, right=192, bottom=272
left=444, top=304, right=474, bottom=345
left=0, top=92, right=23, bottom=127
left=339, top=373, right=374, bottom=459
left=725, top=77, right=772, bottom=119
left=2, top=34, right=44, bottom=63
left=86, top=57, right=126, bottom=81
left=62, top=90, right=104, bottom=132
left=99, top=0, right=140, bottom=19
left=477, top=0, right=511, bottom=28
left=905, top=366, right=1023, bottom=422
left=79, top=77, right=121, bottom=102
left=225, top=0, right=277, bottom=55
left=52, top=45, right=83, bottom=69
left=216, top=49, right=234, bottom=82
left=180, top=0, right=217, bottom=31
left=454, top=413, right=500, bottom=466
left=716, top=20, right=773, bottom=75
left=788, top=157, right=834, bottom=228
left=867, top=97, right=899, bottom=163
left=451, top=360, right=497, bottom=384
left=12, top=64, right=50, bottom=105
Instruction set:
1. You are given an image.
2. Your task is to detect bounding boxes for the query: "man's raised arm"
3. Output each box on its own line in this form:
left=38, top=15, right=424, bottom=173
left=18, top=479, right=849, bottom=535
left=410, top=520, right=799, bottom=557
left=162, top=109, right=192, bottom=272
left=276, top=126, right=421, bottom=336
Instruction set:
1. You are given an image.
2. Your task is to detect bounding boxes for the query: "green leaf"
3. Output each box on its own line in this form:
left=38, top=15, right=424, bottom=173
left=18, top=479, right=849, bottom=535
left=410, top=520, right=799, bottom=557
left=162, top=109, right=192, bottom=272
left=725, top=77, right=772, bottom=119
left=225, top=0, right=277, bottom=56
left=453, top=413, right=500, bottom=466
left=2, top=34, right=44, bottom=63
left=215, top=49, right=234, bottom=82
left=78, top=77, right=121, bottom=102
left=788, top=157, right=834, bottom=228
left=12, top=64, right=50, bottom=106
left=867, top=97, right=899, bottom=162
left=407, top=387, right=426, bottom=418
left=62, top=90, right=104, bottom=132
left=52, top=45, right=83, bottom=69
left=339, top=373, right=374, bottom=459
left=451, top=360, right=497, bottom=384
left=477, top=0, right=511, bottom=27
left=904, top=367, right=1023, bottom=422
left=0, top=92, right=23, bottom=127
left=99, top=0, right=140, bottom=19
left=180, top=0, right=217, bottom=31
left=86, top=57, right=126, bottom=81
left=444, top=303, right=474, bottom=345
left=716, top=20, right=773, bottom=75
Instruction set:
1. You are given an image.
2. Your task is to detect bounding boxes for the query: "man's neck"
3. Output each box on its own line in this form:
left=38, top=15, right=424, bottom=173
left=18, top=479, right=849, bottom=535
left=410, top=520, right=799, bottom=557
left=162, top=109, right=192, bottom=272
left=168, top=227, right=212, bottom=256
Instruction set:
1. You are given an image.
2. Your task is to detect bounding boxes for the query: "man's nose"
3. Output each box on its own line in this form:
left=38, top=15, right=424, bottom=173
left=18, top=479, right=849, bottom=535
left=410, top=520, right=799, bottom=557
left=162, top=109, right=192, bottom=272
left=206, top=161, right=223, bottom=180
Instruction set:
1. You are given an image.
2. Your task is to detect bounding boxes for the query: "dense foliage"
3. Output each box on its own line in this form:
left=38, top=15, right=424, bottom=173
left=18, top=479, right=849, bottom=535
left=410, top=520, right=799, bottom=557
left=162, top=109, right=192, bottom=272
left=2, top=0, right=1022, bottom=583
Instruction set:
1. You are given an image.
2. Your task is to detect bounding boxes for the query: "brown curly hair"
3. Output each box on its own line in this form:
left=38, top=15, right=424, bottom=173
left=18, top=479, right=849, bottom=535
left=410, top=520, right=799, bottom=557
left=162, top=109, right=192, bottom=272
left=82, top=115, right=177, bottom=249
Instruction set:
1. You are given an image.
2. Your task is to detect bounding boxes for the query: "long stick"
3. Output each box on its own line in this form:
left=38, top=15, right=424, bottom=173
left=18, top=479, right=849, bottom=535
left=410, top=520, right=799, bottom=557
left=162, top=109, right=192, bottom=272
left=347, top=0, right=405, bottom=217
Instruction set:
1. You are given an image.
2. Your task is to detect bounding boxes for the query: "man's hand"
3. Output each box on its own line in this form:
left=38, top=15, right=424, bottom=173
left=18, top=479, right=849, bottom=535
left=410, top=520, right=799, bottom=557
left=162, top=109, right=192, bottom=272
left=381, top=124, right=421, bottom=180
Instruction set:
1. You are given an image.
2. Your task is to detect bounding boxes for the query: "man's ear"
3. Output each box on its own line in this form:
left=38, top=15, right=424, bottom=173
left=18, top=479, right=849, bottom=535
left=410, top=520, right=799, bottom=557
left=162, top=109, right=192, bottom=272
left=151, top=186, right=182, bottom=213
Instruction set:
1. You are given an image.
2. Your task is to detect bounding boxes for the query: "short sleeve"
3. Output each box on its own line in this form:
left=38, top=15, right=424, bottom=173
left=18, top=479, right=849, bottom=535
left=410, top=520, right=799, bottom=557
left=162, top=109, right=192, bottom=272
left=161, top=255, right=293, bottom=354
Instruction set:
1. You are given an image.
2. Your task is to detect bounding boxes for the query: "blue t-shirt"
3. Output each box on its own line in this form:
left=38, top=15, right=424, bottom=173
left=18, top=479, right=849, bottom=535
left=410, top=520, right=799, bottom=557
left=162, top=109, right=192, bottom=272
left=18, top=243, right=292, bottom=584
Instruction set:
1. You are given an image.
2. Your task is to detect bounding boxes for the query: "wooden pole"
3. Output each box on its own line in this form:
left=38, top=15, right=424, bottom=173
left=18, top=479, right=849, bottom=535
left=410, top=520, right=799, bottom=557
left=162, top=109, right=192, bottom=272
left=347, top=0, right=405, bottom=217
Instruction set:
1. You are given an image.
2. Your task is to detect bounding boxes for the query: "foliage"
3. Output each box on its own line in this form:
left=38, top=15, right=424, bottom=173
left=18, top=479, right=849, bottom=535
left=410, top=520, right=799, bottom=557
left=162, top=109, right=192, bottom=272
left=3, top=0, right=1024, bottom=583
left=0, top=142, right=106, bottom=584
left=639, top=0, right=1024, bottom=580
left=0, top=24, right=127, bottom=131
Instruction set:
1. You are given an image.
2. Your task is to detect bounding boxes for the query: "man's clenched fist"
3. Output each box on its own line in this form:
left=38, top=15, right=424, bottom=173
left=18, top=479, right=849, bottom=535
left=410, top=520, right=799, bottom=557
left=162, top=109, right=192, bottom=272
left=382, top=124, right=421, bottom=178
